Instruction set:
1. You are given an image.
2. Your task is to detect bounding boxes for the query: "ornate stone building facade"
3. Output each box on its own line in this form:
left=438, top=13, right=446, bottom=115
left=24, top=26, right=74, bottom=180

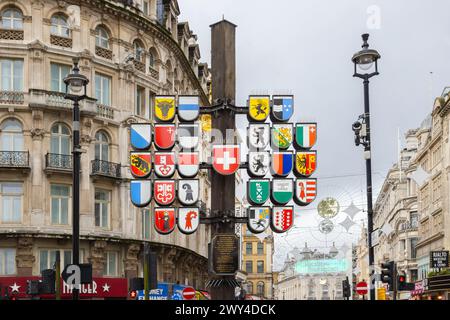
left=0, top=0, right=212, bottom=290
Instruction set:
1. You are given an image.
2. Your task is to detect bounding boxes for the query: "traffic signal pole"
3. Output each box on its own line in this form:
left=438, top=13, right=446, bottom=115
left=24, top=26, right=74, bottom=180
left=208, top=19, right=237, bottom=300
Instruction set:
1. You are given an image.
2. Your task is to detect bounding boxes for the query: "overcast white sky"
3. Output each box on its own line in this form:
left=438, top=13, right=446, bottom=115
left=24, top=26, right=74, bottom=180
left=179, top=0, right=450, bottom=268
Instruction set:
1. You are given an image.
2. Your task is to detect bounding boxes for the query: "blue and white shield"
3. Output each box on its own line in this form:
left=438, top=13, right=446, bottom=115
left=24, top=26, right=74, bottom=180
left=130, top=180, right=152, bottom=207
left=178, top=96, right=200, bottom=122
left=271, top=95, right=294, bottom=122
left=130, top=124, right=152, bottom=150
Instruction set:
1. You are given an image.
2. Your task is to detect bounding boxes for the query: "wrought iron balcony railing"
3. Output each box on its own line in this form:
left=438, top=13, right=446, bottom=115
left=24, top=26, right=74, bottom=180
left=45, top=153, right=72, bottom=170
left=0, top=151, right=29, bottom=168
left=91, top=159, right=121, bottom=179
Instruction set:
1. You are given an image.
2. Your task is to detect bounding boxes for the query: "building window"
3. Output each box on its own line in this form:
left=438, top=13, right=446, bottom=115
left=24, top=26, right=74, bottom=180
left=1, top=8, right=23, bottom=30
left=245, top=261, right=253, bottom=274
left=95, top=189, right=110, bottom=228
left=257, top=282, right=265, bottom=297
left=410, top=269, right=418, bottom=282
left=245, top=242, right=252, bottom=255
left=432, top=175, right=442, bottom=203
left=0, top=59, right=23, bottom=91
left=246, top=281, right=253, bottom=295
left=0, top=248, right=15, bottom=275
left=51, top=14, right=70, bottom=37
left=142, top=209, right=151, bottom=239
left=143, top=1, right=149, bottom=15
left=156, top=0, right=164, bottom=25
left=410, top=211, right=419, bottom=228
left=50, top=63, right=70, bottom=93
left=50, top=184, right=70, bottom=225
left=135, top=86, right=145, bottom=116
left=133, top=40, right=144, bottom=63
left=410, top=238, right=418, bottom=259
left=50, top=123, right=71, bottom=155
left=95, top=26, right=109, bottom=49
left=95, top=131, right=109, bottom=162
left=0, top=182, right=22, bottom=223
left=257, top=260, right=264, bottom=273
left=0, top=118, right=23, bottom=151
left=103, top=251, right=118, bottom=276
left=95, top=73, right=111, bottom=106
left=257, top=242, right=264, bottom=255
left=39, top=249, right=73, bottom=272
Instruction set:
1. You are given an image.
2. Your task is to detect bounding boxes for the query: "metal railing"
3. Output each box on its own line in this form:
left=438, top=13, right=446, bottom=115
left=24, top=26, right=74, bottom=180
left=91, top=159, right=121, bottom=178
left=45, top=153, right=72, bottom=170
left=0, top=91, right=25, bottom=104
left=0, top=151, right=29, bottom=167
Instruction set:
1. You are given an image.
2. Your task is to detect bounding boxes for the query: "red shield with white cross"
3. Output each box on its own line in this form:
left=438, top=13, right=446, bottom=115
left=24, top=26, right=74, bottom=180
left=154, top=180, right=176, bottom=206
left=212, top=145, right=240, bottom=175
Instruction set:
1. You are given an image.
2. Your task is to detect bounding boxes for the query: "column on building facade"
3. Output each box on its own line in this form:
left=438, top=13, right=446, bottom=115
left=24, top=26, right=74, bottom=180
left=89, top=240, right=107, bottom=277
left=16, top=237, right=35, bottom=276
left=80, top=119, right=94, bottom=230
left=30, top=0, right=43, bottom=41
left=30, top=110, right=45, bottom=226
left=124, top=243, right=141, bottom=279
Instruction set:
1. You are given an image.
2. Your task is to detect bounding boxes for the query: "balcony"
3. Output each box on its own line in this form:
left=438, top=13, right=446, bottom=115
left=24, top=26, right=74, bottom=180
left=29, top=89, right=97, bottom=116
left=0, top=151, right=30, bottom=171
left=45, top=153, right=72, bottom=173
left=134, top=60, right=146, bottom=73
left=149, top=66, right=159, bottom=80
left=97, top=104, right=114, bottom=120
left=95, top=46, right=113, bottom=60
left=50, top=34, right=72, bottom=48
left=0, top=91, right=25, bottom=105
left=91, top=159, right=121, bottom=179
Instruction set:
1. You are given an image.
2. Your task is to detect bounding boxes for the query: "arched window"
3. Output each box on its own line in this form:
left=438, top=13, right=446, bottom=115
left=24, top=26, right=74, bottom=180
left=246, top=282, right=253, bottom=295
left=1, top=7, right=23, bottom=30
left=50, top=123, right=71, bottom=155
left=133, top=40, right=144, bottom=62
left=51, top=14, right=70, bottom=37
left=95, top=26, right=109, bottom=49
left=95, top=131, right=109, bottom=161
left=149, top=51, right=155, bottom=68
left=0, top=118, right=23, bottom=151
left=257, top=282, right=265, bottom=297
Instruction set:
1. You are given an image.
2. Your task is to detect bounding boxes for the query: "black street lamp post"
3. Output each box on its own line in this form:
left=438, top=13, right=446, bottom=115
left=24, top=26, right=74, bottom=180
left=351, top=34, right=381, bottom=301
left=64, top=58, right=89, bottom=300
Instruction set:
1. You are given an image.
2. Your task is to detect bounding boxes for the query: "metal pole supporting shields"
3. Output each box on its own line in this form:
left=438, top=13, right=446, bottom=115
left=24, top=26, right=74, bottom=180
left=209, top=19, right=237, bottom=300
left=363, top=78, right=375, bottom=301
left=144, top=243, right=150, bottom=300
left=72, top=100, right=81, bottom=300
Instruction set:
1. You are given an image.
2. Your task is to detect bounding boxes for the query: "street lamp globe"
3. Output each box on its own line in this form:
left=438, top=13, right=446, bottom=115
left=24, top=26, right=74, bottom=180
left=352, top=34, right=381, bottom=74
left=64, top=58, right=89, bottom=97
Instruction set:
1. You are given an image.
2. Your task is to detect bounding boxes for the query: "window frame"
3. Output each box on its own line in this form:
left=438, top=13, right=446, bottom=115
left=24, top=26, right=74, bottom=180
left=135, top=85, right=146, bottom=117
left=95, top=26, right=110, bottom=49
left=50, top=123, right=71, bottom=155
left=1, top=8, right=23, bottom=30
left=245, top=242, right=252, bottom=255
left=94, top=189, right=110, bottom=229
left=50, top=184, right=71, bottom=225
left=0, top=248, right=16, bottom=275
left=94, top=73, right=112, bottom=106
left=257, top=260, right=264, bottom=273
left=50, top=63, right=71, bottom=93
left=0, top=181, right=23, bottom=224
left=0, top=58, right=24, bottom=92
left=50, top=14, right=70, bottom=38
left=103, top=251, right=118, bottom=277
left=245, top=261, right=253, bottom=274
left=94, top=131, right=110, bottom=162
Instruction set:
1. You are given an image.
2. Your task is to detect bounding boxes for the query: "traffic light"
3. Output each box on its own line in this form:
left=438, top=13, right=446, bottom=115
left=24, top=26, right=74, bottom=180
left=380, top=261, right=395, bottom=286
left=129, top=290, right=137, bottom=299
left=397, top=274, right=415, bottom=291
left=26, top=280, right=40, bottom=295
left=40, top=269, right=56, bottom=294
left=342, top=278, right=351, bottom=299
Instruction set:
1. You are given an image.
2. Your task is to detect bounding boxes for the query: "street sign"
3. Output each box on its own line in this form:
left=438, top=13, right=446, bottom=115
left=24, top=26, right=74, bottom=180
left=356, top=281, right=368, bottom=296
left=371, top=228, right=380, bottom=247
left=182, top=287, right=196, bottom=300
left=430, top=251, right=449, bottom=268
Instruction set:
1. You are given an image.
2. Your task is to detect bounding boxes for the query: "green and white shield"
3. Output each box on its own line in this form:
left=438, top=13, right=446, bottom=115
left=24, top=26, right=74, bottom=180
left=271, top=178, right=294, bottom=205
left=247, top=179, right=270, bottom=205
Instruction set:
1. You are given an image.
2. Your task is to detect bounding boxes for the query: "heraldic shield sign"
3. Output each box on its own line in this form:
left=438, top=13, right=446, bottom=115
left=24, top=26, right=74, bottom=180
left=154, top=180, right=176, bottom=206
left=248, top=151, right=270, bottom=177
left=248, top=96, right=270, bottom=122
left=271, top=206, right=294, bottom=233
left=130, top=152, right=151, bottom=178
left=212, top=145, right=240, bottom=175
left=130, top=123, right=152, bottom=150
left=295, top=151, right=317, bottom=177
left=271, top=151, right=293, bottom=177
left=247, top=179, right=270, bottom=205
left=294, top=178, right=317, bottom=206
left=271, top=123, right=293, bottom=150
left=271, top=95, right=294, bottom=122
left=177, top=179, right=199, bottom=206
left=154, top=96, right=176, bottom=122
left=178, top=96, right=200, bottom=122
left=247, top=207, right=270, bottom=234
left=130, top=180, right=151, bottom=207
left=154, top=207, right=176, bottom=235
left=154, top=152, right=176, bottom=178
left=271, top=178, right=294, bottom=205
left=248, top=123, right=270, bottom=149
left=177, top=152, right=199, bottom=178
left=154, top=124, right=176, bottom=150
left=178, top=207, right=199, bottom=234
left=177, top=124, right=199, bottom=150
left=295, top=123, right=317, bottom=149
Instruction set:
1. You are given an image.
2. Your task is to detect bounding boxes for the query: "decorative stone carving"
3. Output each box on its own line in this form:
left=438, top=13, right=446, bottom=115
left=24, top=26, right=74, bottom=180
left=16, top=238, right=35, bottom=269
left=30, top=128, right=45, bottom=140
left=80, top=134, right=93, bottom=144
left=89, top=240, right=107, bottom=276
left=124, top=243, right=141, bottom=272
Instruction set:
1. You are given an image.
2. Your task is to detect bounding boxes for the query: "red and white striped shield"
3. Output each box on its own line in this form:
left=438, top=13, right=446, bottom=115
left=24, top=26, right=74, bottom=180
left=294, top=178, right=317, bottom=206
